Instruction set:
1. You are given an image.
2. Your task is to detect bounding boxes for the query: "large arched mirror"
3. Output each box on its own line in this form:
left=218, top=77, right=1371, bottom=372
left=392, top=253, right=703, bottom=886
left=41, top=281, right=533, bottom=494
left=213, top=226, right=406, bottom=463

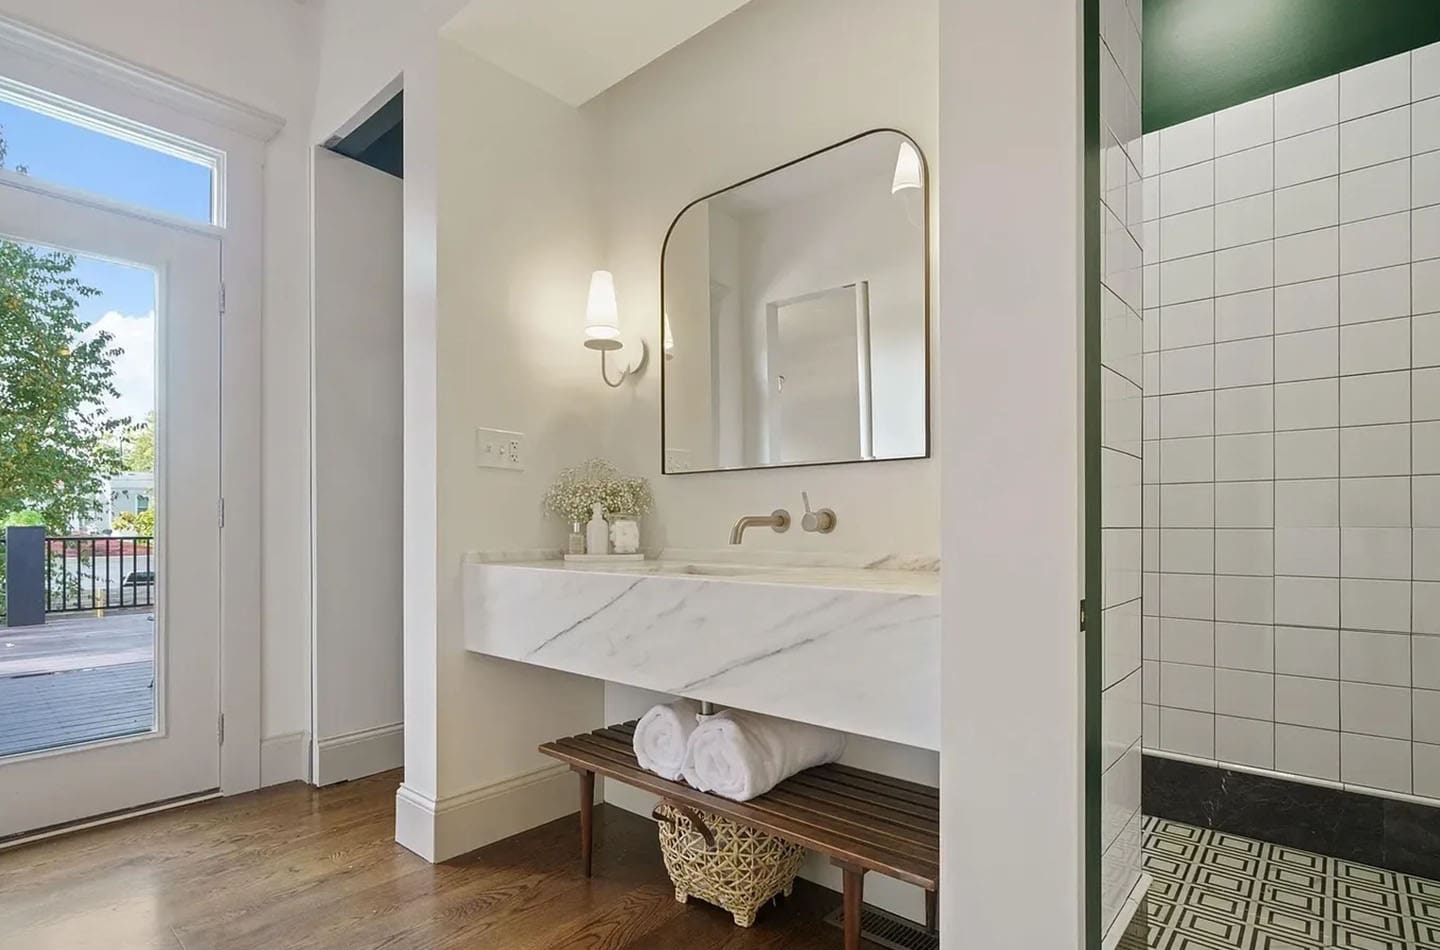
left=660, top=129, right=930, bottom=474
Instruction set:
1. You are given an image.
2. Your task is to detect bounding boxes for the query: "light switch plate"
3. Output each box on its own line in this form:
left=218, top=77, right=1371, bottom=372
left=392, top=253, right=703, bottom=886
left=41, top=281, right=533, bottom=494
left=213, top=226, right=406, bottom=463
left=476, top=428, right=524, bottom=471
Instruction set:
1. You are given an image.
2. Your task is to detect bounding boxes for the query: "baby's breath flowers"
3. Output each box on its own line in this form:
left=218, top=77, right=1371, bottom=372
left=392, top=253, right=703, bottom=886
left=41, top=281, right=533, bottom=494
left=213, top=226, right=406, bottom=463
left=543, top=458, right=654, bottom=523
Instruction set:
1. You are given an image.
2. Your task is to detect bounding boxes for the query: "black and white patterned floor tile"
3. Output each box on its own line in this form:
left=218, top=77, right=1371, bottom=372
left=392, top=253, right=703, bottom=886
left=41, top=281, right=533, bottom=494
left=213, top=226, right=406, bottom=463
left=1141, top=816, right=1440, bottom=949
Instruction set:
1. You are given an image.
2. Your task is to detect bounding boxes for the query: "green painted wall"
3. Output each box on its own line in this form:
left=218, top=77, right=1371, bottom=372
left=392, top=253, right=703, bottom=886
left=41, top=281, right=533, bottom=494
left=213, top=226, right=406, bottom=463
left=1145, top=0, right=1440, bottom=131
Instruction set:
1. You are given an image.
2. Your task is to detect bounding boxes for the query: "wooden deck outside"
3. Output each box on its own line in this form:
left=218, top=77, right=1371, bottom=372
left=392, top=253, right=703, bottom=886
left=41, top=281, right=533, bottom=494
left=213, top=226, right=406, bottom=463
left=0, top=610, right=155, bottom=758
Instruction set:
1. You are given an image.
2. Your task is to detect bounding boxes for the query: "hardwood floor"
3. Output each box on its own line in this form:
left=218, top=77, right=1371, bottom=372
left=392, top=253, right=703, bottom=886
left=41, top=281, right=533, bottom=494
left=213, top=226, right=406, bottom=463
left=0, top=771, right=860, bottom=949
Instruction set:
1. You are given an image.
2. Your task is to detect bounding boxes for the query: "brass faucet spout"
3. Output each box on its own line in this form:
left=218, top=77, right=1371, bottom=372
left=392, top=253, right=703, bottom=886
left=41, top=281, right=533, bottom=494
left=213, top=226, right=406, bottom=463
left=728, top=509, right=791, bottom=545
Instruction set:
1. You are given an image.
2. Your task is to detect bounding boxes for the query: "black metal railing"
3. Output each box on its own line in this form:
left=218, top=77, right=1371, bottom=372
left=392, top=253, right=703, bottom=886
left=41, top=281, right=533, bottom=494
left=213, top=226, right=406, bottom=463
left=43, top=536, right=155, bottom=613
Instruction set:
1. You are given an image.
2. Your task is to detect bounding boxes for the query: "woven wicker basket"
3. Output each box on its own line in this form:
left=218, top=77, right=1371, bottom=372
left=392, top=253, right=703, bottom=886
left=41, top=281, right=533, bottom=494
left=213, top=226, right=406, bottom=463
left=653, top=800, right=807, bottom=927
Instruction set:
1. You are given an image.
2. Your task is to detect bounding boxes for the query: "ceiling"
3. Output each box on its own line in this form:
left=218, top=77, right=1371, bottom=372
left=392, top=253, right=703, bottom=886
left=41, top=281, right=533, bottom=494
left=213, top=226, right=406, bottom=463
left=441, top=0, right=754, bottom=106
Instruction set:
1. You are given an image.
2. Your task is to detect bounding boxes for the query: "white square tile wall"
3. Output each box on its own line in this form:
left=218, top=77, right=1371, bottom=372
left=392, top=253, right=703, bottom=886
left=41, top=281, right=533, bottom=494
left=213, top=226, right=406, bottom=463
left=1140, top=42, right=1440, bottom=805
left=1098, top=0, right=1144, bottom=934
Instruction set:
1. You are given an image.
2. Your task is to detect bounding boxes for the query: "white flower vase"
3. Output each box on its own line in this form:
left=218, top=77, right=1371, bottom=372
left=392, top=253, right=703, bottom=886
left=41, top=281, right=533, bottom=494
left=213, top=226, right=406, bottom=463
left=609, top=514, right=641, bottom=555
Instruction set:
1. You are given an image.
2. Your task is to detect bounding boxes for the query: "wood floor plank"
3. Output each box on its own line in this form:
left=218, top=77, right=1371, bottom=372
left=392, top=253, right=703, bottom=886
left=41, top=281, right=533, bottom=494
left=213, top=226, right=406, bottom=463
left=0, top=769, right=867, bottom=949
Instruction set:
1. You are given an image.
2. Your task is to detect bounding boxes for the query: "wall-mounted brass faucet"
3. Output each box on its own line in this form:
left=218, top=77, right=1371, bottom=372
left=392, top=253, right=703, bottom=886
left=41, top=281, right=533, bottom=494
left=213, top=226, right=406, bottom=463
left=729, top=510, right=791, bottom=545
left=801, top=492, right=837, bottom=534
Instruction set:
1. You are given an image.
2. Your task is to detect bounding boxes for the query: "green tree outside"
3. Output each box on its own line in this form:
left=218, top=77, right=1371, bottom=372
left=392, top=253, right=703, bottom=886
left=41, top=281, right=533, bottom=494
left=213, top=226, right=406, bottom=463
left=0, top=124, right=129, bottom=532
left=112, top=508, right=154, bottom=536
left=122, top=412, right=155, bottom=473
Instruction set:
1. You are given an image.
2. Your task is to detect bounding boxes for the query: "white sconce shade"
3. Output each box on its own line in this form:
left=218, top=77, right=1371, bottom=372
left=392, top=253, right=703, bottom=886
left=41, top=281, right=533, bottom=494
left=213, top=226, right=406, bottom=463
left=891, top=140, right=923, bottom=194
left=663, top=312, right=675, bottom=359
left=585, top=269, right=622, bottom=350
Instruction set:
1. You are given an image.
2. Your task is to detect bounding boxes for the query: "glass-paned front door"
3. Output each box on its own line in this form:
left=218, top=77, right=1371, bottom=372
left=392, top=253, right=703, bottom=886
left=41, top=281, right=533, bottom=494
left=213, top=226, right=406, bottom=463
left=1, top=243, right=160, bottom=757
left=0, top=168, right=222, bottom=839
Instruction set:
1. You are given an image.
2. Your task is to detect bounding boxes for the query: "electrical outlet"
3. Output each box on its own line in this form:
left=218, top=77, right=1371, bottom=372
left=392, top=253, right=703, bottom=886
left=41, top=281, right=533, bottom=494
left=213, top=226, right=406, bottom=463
left=476, top=428, right=525, bottom=471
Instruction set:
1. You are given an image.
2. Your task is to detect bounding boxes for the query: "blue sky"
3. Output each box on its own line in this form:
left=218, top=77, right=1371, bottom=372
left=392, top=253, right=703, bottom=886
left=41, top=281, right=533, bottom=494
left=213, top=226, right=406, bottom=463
left=0, top=99, right=210, bottom=324
left=0, top=99, right=212, bottom=423
left=0, top=101, right=211, bottom=222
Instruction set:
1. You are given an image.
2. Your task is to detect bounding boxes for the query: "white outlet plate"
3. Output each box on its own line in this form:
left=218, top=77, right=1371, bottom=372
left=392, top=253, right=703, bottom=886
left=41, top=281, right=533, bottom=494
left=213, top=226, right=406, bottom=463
left=476, top=427, right=525, bottom=471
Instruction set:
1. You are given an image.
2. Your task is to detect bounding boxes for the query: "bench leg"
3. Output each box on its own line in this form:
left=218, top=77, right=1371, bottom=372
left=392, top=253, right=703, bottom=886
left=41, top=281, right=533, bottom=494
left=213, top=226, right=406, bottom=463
left=926, top=888, right=938, bottom=932
left=578, top=768, right=595, bottom=878
left=841, top=865, right=865, bottom=950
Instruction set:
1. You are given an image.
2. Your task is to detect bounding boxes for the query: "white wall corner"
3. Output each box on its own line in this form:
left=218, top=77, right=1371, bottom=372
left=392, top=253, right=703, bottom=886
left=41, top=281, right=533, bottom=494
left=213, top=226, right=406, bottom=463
left=314, top=724, right=405, bottom=787
left=940, top=0, right=1086, bottom=946
left=260, top=731, right=312, bottom=787
left=394, top=763, right=580, bottom=863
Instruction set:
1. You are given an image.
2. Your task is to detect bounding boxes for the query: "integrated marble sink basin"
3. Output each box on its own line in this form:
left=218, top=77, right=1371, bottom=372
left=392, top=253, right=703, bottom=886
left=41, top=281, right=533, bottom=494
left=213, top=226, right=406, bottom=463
left=658, top=562, right=763, bottom=577
left=462, top=552, right=940, bottom=750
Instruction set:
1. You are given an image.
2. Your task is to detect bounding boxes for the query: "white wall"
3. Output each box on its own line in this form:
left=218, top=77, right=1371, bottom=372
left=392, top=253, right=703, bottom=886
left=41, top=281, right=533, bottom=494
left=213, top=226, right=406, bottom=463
left=0, top=0, right=322, bottom=760
left=388, top=40, right=616, bottom=859
left=586, top=0, right=939, bottom=919
left=311, top=147, right=405, bottom=784
left=313, top=0, right=596, bottom=852
left=311, top=0, right=471, bottom=145
left=941, top=0, right=1087, bottom=946
left=591, top=0, right=939, bottom=558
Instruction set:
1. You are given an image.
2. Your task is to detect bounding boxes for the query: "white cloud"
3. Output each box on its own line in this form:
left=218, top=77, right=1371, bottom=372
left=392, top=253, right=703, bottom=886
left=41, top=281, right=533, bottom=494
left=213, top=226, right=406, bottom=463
left=78, top=310, right=155, bottom=425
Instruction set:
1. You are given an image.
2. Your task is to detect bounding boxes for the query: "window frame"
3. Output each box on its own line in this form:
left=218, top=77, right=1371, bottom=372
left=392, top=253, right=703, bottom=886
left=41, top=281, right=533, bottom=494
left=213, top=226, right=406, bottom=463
left=0, top=74, right=226, bottom=227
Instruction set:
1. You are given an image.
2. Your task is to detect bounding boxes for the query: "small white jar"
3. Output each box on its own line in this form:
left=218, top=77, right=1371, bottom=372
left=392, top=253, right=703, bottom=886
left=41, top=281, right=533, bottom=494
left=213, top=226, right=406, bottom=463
left=608, top=513, right=640, bottom=555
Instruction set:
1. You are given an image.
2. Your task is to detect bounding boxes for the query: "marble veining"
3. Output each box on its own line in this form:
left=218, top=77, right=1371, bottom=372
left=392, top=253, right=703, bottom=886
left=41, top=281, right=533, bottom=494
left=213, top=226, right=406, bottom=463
left=462, top=553, right=940, bottom=750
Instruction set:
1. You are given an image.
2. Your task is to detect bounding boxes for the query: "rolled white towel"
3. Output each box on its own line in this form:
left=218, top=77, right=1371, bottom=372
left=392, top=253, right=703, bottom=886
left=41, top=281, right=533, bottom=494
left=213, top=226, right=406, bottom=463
left=682, top=709, right=847, bottom=802
left=633, top=700, right=702, bottom=780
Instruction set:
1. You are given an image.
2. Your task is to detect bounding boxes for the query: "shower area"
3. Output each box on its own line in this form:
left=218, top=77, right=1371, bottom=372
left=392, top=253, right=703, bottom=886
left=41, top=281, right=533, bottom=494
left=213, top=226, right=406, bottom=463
left=1097, top=2, right=1440, bottom=947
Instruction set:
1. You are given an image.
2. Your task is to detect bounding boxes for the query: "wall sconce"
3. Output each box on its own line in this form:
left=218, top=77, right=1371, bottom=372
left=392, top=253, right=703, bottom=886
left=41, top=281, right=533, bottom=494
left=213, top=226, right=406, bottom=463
left=891, top=140, right=923, bottom=194
left=585, top=270, right=648, bottom=387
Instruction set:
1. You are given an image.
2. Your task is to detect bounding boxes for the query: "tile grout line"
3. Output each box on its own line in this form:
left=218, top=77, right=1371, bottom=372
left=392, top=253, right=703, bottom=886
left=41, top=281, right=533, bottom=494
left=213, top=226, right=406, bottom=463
left=1336, top=114, right=1346, bottom=789
left=1213, top=110, right=1219, bottom=764
left=1272, top=88, right=1280, bottom=773
left=1155, top=126, right=1164, bottom=755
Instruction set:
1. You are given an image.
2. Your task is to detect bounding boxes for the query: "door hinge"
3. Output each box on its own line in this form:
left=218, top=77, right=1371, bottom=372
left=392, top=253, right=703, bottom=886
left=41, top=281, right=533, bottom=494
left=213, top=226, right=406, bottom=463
left=1079, top=598, right=1087, bottom=633
left=217, top=496, right=226, bottom=529
left=218, top=713, right=225, bottom=746
left=219, top=281, right=226, bottom=316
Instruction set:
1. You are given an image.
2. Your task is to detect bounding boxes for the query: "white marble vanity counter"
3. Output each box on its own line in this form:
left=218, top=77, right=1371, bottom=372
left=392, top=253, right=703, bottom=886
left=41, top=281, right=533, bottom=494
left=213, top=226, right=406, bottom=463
left=462, top=551, right=940, bottom=750
left=466, top=555, right=939, bottom=595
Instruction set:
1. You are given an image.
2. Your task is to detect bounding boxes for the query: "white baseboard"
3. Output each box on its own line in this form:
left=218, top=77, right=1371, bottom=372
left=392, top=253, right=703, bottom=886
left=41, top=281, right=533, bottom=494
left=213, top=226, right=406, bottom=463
left=259, top=731, right=310, bottom=787
left=395, top=762, right=578, bottom=863
left=602, top=782, right=924, bottom=921
left=313, top=723, right=404, bottom=786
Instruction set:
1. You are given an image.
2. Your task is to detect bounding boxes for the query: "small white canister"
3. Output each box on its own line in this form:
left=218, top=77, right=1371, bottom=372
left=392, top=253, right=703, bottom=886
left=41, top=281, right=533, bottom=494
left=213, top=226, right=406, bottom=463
left=608, top=513, right=640, bottom=555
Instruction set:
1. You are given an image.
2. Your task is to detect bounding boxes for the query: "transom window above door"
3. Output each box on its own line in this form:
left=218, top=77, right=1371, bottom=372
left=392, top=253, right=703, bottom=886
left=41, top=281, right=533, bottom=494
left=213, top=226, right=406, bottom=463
left=0, top=75, right=221, bottom=225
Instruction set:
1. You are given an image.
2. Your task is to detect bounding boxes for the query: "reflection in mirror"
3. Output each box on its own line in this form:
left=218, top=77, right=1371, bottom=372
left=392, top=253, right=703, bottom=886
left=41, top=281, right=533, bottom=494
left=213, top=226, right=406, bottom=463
left=661, top=130, right=929, bottom=474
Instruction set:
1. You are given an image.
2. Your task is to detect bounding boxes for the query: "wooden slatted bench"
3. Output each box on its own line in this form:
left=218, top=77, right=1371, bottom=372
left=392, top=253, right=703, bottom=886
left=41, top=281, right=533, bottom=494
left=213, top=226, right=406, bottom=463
left=539, top=721, right=939, bottom=949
